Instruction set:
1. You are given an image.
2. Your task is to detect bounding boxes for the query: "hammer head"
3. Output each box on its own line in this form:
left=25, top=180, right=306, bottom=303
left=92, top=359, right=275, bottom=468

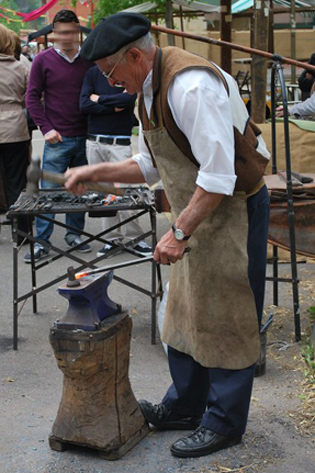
left=26, top=155, right=43, bottom=195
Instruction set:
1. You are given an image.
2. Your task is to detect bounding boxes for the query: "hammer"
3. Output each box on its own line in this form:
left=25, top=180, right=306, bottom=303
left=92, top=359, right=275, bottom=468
left=26, top=156, right=125, bottom=196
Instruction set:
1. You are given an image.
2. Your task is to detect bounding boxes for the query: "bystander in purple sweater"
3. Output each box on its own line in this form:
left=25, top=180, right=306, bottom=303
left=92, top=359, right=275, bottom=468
left=26, top=48, right=92, bottom=137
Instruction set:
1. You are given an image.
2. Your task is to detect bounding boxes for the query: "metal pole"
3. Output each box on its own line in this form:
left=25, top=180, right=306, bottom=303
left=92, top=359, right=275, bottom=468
left=276, top=63, right=301, bottom=341
left=270, top=65, right=279, bottom=306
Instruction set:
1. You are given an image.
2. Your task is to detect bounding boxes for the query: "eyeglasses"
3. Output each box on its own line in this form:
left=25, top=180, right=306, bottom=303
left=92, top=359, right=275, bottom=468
left=101, top=52, right=125, bottom=81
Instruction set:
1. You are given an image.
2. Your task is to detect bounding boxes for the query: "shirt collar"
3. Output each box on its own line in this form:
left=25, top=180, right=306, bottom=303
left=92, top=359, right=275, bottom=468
left=142, top=69, right=153, bottom=97
left=54, top=46, right=81, bottom=63
left=142, top=70, right=153, bottom=118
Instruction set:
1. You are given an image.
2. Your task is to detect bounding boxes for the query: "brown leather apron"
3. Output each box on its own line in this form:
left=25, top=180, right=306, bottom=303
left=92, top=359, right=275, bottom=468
left=143, top=122, right=260, bottom=370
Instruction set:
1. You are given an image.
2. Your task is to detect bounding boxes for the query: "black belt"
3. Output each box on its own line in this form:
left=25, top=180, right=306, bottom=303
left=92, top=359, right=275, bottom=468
left=87, top=134, right=131, bottom=146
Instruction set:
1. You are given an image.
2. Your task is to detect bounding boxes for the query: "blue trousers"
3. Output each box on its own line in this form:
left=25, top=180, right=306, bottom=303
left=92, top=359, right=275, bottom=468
left=162, top=185, right=270, bottom=438
left=35, top=136, right=87, bottom=246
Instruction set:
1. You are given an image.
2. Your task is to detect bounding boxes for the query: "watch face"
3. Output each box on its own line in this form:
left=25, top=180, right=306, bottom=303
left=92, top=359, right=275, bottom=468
left=175, top=229, right=184, bottom=240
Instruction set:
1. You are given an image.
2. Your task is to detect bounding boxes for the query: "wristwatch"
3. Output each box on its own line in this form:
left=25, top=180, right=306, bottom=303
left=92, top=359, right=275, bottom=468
left=172, top=224, right=191, bottom=241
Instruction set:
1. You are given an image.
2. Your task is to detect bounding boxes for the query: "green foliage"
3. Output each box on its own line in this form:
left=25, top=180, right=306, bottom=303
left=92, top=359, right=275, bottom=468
left=0, top=0, right=42, bottom=34
left=15, top=0, right=41, bottom=12
left=0, top=0, right=20, bottom=33
left=73, top=0, right=173, bottom=27
left=95, top=0, right=144, bottom=23
left=299, top=306, right=315, bottom=380
left=308, top=306, right=315, bottom=323
left=301, top=342, right=315, bottom=377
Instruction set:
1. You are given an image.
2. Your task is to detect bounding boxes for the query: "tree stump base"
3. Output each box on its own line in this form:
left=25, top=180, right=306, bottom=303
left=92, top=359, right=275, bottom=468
left=49, top=312, right=149, bottom=460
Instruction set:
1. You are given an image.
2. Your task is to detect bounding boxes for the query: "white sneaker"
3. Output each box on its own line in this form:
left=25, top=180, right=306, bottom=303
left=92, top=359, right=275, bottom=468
left=133, top=241, right=152, bottom=256
left=96, top=243, right=123, bottom=258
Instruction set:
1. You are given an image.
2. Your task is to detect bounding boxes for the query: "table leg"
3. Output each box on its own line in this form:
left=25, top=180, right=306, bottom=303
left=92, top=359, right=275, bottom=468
left=150, top=208, right=157, bottom=344
left=12, top=217, right=19, bottom=350
left=273, top=245, right=279, bottom=306
left=29, top=217, right=37, bottom=314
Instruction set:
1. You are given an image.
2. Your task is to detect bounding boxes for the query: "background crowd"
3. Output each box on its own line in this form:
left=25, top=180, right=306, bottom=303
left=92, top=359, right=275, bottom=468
left=0, top=9, right=152, bottom=261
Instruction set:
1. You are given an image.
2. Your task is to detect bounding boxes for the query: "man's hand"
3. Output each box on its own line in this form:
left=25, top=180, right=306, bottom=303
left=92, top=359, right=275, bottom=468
left=275, top=106, right=284, bottom=117
left=115, top=107, right=124, bottom=112
left=64, top=165, right=96, bottom=195
left=154, top=229, right=188, bottom=265
left=45, top=130, right=62, bottom=144
left=90, top=94, right=100, bottom=102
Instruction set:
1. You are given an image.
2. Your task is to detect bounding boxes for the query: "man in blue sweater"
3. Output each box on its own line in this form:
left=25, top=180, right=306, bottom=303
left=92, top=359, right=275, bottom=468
left=24, top=9, right=92, bottom=263
left=80, top=65, right=152, bottom=257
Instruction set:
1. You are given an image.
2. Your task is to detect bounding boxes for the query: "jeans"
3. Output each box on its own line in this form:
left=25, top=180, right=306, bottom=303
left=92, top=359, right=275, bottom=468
left=35, top=136, right=87, bottom=246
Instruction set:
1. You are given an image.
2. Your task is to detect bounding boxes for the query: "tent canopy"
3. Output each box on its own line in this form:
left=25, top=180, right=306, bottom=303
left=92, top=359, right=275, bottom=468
left=232, top=1, right=315, bottom=14
left=120, top=0, right=315, bottom=15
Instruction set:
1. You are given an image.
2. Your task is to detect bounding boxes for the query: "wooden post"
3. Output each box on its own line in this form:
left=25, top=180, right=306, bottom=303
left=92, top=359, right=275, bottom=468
left=220, top=0, right=232, bottom=73
left=251, top=0, right=270, bottom=124
left=268, top=0, right=274, bottom=54
left=165, top=0, right=175, bottom=46
left=291, top=0, right=296, bottom=83
left=179, top=6, right=186, bottom=50
left=154, top=9, right=160, bottom=47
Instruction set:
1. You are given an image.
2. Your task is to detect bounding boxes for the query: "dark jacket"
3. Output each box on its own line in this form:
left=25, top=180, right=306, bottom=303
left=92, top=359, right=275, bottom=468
left=298, top=53, right=315, bottom=101
left=80, top=65, right=137, bottom=136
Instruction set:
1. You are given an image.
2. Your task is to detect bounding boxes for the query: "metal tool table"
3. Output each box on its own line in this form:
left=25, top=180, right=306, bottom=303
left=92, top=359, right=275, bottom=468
left=8, top=189, right=163, bottom=350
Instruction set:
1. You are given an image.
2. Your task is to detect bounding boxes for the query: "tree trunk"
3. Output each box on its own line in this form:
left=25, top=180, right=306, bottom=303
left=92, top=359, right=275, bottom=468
left=291, top=0, right=296, bottom=83
left=220, top=0, right=232, bottom=73
left=165, top=0, right=175, bottom=46
left=251, top=1, right=270, bottom=124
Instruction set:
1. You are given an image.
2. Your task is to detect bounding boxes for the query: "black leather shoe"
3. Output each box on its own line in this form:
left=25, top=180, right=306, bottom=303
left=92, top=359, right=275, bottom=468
left=138, top=400, right=202, bottom=430
left=170, top=426, right=242, bottom=458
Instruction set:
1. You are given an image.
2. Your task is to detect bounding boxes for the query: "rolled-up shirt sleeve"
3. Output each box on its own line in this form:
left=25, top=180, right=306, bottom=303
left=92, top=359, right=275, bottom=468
left=289, top=92, right=315, bottom=117
left=132, top=121, right=161, bottom=186
left=168, top=70, right=237, bottom=195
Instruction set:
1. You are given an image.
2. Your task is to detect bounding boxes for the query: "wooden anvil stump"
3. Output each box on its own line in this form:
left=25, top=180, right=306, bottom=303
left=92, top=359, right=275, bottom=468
left=49, top=312, right=149, bottom=460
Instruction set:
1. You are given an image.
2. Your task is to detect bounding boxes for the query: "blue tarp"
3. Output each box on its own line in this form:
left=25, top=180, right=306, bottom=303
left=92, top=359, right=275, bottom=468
left=232, top=0, right=315, bottom=14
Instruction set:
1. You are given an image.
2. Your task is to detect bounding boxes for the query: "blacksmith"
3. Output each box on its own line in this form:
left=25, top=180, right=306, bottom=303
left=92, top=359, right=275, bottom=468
left=65, top=13, right=270, bottom=458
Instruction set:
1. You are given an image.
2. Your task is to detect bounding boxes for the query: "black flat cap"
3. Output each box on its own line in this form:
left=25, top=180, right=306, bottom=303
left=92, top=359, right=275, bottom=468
left=81, top=12, right=151, bottom=62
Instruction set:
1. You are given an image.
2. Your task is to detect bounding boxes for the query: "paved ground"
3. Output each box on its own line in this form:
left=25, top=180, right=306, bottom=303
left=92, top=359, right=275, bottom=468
left=0, top=132, right=314, bottom=473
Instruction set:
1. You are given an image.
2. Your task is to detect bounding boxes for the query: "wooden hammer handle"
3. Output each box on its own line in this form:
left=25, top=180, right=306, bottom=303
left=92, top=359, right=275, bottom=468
left=42, top=170, right=125, bottom=196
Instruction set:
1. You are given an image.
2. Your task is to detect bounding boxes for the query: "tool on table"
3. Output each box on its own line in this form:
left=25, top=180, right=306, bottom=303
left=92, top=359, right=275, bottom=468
left=26, top=155, right=125, bottom=196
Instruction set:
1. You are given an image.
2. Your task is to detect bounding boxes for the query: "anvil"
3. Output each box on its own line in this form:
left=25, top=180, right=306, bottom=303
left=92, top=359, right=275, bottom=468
left=55, top=270, right=121, bottom=330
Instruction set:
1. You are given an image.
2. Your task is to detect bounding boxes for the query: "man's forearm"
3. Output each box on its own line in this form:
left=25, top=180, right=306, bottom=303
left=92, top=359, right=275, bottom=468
left=175, top=186, right=225, bottom=236
left=90, top=159, right=146, bottom=183
left=65, top=158, right=146, bottom=193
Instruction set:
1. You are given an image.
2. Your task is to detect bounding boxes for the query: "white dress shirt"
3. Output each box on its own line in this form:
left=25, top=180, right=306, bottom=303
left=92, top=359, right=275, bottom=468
left=54, top=47, right=81, bottom=64
left=133, top=65, right=270, bottom=195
